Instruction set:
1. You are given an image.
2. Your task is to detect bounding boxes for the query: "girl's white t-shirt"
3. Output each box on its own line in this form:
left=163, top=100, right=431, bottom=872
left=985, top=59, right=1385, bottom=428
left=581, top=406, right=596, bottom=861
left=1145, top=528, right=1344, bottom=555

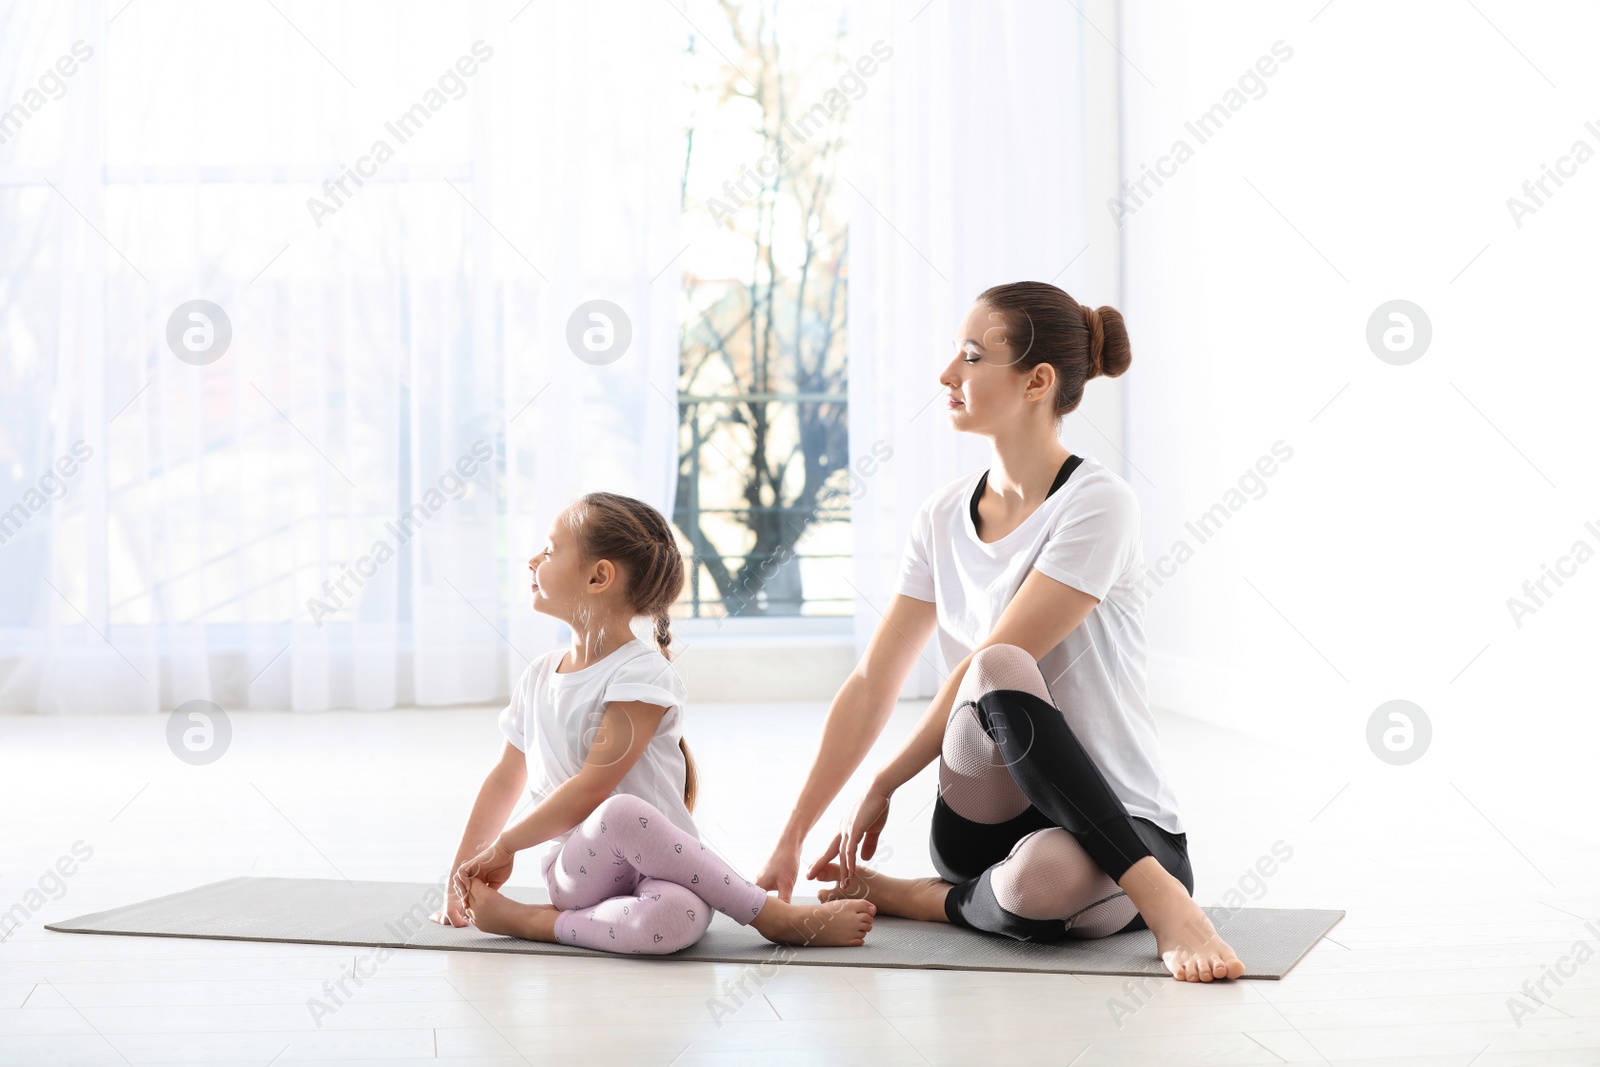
left=893, top=454, right=1183, bottom=835
left=498, top=637, right=699, bottom=877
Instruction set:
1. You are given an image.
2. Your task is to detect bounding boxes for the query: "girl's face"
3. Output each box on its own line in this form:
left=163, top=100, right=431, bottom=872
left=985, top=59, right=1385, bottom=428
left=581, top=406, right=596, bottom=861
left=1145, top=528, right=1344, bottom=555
left=527, top=514, right=581, bottom=618
left=938, top=300, right=1049, bottom=429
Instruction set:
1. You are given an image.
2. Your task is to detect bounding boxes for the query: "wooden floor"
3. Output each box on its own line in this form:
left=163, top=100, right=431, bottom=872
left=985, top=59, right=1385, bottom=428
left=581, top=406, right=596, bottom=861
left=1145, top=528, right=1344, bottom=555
left=2, top=700, right=1596, bottom=1066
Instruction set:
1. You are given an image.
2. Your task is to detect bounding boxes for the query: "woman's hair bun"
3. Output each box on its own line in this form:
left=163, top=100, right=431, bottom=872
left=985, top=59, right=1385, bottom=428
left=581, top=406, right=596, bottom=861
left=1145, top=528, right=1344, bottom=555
left=1087, top=304, right=1131, bottom=379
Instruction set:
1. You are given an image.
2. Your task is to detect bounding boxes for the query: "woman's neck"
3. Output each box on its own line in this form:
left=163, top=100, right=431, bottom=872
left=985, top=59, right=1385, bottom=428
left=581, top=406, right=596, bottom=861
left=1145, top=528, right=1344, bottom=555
left=985, top=430, right=1072, bottom=506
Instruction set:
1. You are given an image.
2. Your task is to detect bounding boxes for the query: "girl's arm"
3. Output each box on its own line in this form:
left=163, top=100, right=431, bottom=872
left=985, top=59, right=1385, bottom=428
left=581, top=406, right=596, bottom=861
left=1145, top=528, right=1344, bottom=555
left=435, top=740, right=526, bottom=926
left=497, top=699, right=667, bottom=851
left=459, top=741, right=529, bottom=853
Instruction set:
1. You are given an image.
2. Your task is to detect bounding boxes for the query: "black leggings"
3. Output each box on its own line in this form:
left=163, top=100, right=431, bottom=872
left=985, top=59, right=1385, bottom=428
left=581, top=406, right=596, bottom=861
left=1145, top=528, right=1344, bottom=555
left=931, top=687, right=1194, bottom=943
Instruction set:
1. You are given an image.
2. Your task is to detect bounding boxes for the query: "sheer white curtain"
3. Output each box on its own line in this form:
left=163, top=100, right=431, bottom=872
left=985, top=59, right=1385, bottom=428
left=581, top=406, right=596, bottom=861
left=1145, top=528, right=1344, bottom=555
left=845, top=0, right=1123, bottom=698
left=0, top=0, right=682, bottom=714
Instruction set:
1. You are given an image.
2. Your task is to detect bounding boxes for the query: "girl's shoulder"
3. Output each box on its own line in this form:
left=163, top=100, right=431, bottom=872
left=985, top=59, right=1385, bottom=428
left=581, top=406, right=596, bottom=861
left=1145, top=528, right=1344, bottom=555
left=608, top=642, right=681, bottom=684
left=601, top=642, right=688, bottom=707
left=520, top=647, right=564, bottom=682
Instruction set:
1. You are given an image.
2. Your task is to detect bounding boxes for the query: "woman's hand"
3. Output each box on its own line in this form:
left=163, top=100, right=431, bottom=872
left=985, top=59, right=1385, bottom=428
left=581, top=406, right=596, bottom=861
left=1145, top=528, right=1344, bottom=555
left=452, top=839, right=516, bottom=906
left=807, top=785, right=893, bottom=889
left=429, top=880, right=470, bottom=927
left=754, top=837, right=803, bottom=903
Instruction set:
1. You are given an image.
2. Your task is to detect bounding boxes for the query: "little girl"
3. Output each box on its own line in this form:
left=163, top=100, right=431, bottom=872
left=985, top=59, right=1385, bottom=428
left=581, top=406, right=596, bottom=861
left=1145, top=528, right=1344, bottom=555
left=433, top=491, right=877, bottom=954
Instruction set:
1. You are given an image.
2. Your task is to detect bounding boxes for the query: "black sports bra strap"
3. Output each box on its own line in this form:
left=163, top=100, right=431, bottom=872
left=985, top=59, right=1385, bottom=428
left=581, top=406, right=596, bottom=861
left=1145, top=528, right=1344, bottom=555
left=970, top=454, right=1084, bottom=531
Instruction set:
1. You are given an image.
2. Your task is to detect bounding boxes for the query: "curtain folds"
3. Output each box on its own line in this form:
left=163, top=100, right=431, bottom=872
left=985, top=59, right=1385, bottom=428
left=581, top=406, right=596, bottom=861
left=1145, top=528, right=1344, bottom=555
left=845, top=0, right=1115, bottom=698
left=0, top=0, right=682, bottom=714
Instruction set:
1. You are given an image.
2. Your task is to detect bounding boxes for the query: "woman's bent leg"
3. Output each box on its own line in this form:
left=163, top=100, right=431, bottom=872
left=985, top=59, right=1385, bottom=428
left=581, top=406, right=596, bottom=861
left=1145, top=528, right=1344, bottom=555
left=921, top=645, right=1242, bottom=978
left=934, top=643, right=1192, bottom=939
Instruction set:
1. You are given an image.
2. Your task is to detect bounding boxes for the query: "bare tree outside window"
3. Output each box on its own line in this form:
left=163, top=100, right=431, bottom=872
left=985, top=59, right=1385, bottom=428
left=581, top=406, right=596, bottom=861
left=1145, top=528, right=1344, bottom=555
left=675, top=0, right=854, bottom=619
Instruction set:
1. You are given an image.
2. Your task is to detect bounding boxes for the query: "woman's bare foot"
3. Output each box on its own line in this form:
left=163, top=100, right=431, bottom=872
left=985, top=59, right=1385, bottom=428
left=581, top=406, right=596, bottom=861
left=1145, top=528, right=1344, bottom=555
left=1118, top=857, right=1246, bottom=982
left=814, top=861, right=953, bottom=923
left=751, top=893, right=876, bottom=947
left=463, top=877, right=561, bottom=943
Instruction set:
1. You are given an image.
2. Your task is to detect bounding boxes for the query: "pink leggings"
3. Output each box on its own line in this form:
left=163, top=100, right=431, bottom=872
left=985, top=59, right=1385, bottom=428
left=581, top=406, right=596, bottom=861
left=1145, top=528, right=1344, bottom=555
left=543, top=793, right=770, bottom=955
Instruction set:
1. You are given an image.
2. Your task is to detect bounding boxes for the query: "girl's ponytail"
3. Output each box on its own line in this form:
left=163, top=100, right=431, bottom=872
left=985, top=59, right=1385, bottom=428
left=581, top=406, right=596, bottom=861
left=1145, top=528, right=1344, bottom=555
left=679, top=738, right=698, bottom=813
left=654, top=607, right=699, bottom=811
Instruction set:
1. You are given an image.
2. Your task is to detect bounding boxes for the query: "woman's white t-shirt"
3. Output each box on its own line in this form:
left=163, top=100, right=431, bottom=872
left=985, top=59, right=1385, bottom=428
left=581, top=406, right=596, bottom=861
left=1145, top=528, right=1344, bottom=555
left=498, top=637, right=699, bottom=877
left=893, top=454, right=1183, bottom=835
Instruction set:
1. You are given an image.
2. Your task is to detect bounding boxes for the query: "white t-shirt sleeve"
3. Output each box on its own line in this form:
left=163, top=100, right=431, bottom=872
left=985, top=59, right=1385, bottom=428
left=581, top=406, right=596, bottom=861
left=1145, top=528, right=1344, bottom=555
left=603, top=651, right=685, bottom=714
left=892, top=498, right=936, bottom=602
left=497, top=663, right=533, bottom=752
left=1032, top=475, right=1140, bottom=601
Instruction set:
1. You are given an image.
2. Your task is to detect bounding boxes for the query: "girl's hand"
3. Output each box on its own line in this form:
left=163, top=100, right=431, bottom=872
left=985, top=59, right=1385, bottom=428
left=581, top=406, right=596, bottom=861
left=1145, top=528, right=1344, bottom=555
left=807, top=786, right=892, bottom=888
left=453, top=839, right=516, bottom=904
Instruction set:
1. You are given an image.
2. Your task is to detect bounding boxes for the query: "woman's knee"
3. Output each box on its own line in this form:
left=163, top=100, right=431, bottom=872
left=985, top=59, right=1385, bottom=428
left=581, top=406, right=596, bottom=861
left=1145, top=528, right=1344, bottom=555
left=968, top=644, right=1049, bottom=697
left=990, top=828, right=1118, bottom=921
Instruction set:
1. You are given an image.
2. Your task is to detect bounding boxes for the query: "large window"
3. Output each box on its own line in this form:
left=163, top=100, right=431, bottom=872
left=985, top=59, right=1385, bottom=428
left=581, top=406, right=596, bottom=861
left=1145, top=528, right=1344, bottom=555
left=673, top=0, right=853, bottom=619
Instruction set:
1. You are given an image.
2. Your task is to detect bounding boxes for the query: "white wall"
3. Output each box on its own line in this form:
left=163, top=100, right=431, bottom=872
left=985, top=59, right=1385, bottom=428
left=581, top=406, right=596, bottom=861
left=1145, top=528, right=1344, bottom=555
left=1119, top=1, right=1600, bottom=819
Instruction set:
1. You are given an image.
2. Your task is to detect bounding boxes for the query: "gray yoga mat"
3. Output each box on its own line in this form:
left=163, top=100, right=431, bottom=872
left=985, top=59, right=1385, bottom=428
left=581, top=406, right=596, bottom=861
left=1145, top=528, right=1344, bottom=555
left=47, top=876, right=1341, bottom=979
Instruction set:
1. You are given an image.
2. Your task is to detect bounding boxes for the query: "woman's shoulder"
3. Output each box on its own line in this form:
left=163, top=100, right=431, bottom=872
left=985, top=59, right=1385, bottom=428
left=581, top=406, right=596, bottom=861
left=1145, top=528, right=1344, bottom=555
left=1069, top=454, right=1136, bottom=494
left=1051, top=455, right=1141, bottom=525
left=919, top=465, right=988, bottom=516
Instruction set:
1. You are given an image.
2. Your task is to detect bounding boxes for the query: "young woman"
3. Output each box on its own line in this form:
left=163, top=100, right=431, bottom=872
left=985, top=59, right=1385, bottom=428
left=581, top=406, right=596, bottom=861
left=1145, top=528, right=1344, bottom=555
left=433, top=491, right=876, bottom=954
left=755, top=281, right=1246, bottom=982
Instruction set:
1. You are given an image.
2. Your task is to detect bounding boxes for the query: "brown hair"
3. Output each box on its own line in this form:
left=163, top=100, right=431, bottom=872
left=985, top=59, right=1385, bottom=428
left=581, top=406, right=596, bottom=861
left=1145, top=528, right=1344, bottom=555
left=975, top=281, right=1131, bottom=416
left=563, top=491, right=698, bottom=812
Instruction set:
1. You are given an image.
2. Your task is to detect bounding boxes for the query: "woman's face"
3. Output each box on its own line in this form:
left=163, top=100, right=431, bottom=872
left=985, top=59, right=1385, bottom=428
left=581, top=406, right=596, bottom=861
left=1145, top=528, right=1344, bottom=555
left=939, top=300, right=1046, bottom=430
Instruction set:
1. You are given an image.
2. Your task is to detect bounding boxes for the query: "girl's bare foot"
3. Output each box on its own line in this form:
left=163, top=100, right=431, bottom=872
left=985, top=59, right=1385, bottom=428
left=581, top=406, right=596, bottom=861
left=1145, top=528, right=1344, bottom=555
left=1118, top=858, right=1246, bottom=981
left=751, top=894, right=876, bottom=947
left=814, top=861, right=953, bottom=923
left=463, top=877, right=561, bottom=943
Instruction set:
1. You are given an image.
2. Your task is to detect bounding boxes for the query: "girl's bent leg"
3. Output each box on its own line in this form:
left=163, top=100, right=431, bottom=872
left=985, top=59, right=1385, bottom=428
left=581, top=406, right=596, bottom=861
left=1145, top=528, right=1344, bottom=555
left=553, top=877, right=712, bottom=955
left=551, top=794, right=770, bottom=925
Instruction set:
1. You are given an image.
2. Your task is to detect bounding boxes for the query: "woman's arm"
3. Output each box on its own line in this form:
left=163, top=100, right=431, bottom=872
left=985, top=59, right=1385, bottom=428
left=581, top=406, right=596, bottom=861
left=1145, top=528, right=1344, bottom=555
left=752, top=595, right=936, bottom=899
left=822, top=570, right=1103, bottom=885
